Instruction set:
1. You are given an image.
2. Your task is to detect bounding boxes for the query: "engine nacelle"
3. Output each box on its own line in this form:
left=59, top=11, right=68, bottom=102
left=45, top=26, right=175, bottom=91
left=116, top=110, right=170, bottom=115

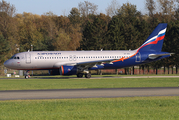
left=60, top=65, right=77, bottom=75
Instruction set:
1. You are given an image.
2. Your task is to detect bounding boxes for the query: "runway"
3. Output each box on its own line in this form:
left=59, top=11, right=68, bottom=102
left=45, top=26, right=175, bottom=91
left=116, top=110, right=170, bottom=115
left=1, top=87, right=179, bottom=100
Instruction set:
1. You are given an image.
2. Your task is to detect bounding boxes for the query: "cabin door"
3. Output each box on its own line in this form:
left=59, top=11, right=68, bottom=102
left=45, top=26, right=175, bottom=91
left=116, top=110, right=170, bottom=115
left=135, top=52, right=141, bottom=62
left=26, top=53, right=31, bottom=64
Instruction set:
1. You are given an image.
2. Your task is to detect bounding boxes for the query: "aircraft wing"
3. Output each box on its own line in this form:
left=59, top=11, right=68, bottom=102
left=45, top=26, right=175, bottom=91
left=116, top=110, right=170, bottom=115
left=74, top=59, right=116, bottom=71
left=149, top=53, right=174, bottom=59
left=54, top=59, right=116, bottom=70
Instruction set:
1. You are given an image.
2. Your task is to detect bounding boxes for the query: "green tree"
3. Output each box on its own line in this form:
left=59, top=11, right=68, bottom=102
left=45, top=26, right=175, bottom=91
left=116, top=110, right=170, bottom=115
left=106, top=16, right=125, bottom=50
left=0, top=34, right=10, bottom=64
left=16, top=12, right=46, bottom=51
left=164, top=21, right=179, bottom=67
left=0, top=0, right=18, bottom=56
left=80, top=14, right=109, bottom=50
left=52, top=28, right=71, bottom=51
left=68, top=7, right=81, bottom=25
left=117, top=2, right=141, bottom=18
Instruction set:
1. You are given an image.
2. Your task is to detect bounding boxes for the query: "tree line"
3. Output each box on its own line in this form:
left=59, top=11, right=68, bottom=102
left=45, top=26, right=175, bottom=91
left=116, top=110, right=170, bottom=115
left=0, top=0, right=179, bottom=72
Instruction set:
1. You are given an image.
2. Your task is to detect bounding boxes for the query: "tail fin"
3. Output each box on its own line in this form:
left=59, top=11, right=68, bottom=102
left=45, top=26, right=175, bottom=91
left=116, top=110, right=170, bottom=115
left=137, top=23, right=167, bottom=52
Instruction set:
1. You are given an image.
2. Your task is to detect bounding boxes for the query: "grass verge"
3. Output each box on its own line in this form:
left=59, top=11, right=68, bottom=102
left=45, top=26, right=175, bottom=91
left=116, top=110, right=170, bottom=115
left=0, top=96, right=179, bottom=120
left=0, top=77, right=179, bottom=90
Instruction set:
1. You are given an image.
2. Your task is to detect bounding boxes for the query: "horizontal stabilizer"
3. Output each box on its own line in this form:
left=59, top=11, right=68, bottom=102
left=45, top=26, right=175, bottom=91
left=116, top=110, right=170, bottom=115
left=149, top=53, right=174, bottom=59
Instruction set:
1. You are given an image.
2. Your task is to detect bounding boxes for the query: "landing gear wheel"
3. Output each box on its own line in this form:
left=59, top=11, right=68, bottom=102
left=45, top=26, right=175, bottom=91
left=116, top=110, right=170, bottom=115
left=25, top=75, right=29, bottom=79
left=85, top=73, right=91, bottom=78
left=77, top=73, right=84, bottom=78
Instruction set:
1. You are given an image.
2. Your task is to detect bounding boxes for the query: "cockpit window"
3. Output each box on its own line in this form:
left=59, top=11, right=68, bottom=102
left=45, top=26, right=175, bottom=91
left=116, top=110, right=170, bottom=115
left=10, top=55, right=15, bottom=59
left=10, top=56, right=20, bottom=59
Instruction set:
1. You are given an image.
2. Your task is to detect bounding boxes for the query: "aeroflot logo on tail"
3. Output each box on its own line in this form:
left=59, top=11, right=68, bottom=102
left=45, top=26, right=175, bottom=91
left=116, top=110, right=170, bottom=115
left=141, top=28, right=166, bottom=47
left=37, top=53, right=61, bottom=55
left=137, top=28, right=167, bottom=52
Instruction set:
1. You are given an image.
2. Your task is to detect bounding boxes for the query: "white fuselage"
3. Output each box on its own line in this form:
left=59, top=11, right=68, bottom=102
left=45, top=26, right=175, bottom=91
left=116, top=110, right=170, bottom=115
left=4, top=50, right=137, bottom=70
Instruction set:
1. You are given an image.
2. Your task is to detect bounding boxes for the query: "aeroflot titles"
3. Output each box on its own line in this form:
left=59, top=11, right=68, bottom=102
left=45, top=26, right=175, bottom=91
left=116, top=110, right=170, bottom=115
left=37, top=52, right=61, bottom=55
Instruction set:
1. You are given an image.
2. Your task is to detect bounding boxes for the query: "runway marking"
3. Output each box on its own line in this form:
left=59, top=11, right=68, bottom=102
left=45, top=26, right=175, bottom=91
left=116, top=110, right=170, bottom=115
left=0, top=87, right=179, bottom=100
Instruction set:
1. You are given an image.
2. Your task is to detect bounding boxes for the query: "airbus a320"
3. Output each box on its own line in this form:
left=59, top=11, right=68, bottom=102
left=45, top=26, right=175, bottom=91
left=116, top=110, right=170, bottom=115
left=4, top=23, right=173, bottom=78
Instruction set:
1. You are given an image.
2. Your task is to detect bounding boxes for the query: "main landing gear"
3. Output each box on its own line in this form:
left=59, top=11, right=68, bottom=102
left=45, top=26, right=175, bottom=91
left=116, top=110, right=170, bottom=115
left=77, top=73, right=83, bottom=78
left=85, top=73, right=91, bottom=78
left=77, top=73, right=91, bottom=78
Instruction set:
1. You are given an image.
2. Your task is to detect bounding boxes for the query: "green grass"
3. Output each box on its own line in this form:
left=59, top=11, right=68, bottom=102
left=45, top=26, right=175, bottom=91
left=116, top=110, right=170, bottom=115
left=0, top=77, right=179, bottom=90
left=0, top=97, right=179, bottom=120
left=1, top=77, right=179, bottom=120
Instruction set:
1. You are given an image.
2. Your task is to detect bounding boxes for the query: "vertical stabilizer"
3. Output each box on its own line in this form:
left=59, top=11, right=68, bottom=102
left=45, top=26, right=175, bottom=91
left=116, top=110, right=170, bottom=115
left=137, top=23, right=167, bottom=52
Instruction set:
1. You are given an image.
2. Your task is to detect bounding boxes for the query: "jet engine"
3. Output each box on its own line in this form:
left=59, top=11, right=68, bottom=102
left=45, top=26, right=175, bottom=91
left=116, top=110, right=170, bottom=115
left=60, top=65, right=78, bottom=75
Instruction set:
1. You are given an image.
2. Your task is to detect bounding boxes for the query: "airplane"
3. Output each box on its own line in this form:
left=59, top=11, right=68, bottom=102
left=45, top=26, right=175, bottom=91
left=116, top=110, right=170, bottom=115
left=4, top=23, right=173, bottom=78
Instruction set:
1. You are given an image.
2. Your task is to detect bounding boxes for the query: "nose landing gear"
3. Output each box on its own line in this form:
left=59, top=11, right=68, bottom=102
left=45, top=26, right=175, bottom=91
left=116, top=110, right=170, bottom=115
left=24, top=70, right=30, bottom=79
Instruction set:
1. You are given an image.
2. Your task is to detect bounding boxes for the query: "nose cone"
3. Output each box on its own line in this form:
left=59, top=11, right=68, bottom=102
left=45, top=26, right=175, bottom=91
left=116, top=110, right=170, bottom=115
left=4, top=60, right=11, bottom=68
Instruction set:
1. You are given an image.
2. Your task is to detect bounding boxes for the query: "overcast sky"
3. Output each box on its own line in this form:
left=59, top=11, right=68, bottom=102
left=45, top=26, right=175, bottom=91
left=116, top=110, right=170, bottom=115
left=5, top=0, right=148, bottom=16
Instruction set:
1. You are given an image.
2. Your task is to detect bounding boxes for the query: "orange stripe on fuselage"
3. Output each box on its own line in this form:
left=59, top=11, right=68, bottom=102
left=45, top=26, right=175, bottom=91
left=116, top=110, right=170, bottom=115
left=112, top=52, right=137, bottom=63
